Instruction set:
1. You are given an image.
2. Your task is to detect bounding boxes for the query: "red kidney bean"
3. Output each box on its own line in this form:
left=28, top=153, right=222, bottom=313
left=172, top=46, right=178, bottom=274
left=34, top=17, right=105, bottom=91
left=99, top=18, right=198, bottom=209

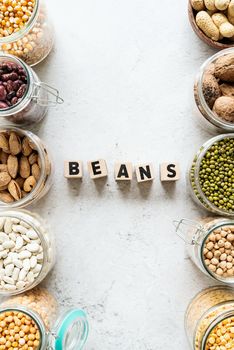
left=0, top=101, right=8, bottom=108
left=0, top=86, right=7, bottom=101
left=16, top=84, right=27, bottom=98
left=0, top=61, right=28, bottom=109
left=2, top=72, right=18, bottom=81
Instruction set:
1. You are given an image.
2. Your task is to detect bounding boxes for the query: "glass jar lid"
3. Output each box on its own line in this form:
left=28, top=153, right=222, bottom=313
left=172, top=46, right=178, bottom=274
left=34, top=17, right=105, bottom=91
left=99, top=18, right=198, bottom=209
left=53, top=309, right=89, bottom=350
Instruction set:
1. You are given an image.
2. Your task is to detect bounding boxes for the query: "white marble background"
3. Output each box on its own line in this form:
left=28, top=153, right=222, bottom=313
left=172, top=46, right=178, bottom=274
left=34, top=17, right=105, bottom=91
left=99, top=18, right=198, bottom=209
left=30, top=0, right=222, bottom=348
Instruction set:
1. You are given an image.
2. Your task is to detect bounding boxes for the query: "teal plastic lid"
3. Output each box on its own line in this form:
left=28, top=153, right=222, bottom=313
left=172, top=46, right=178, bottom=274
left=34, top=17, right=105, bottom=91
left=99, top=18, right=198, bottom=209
left=55, top=309, right=89, bottom=350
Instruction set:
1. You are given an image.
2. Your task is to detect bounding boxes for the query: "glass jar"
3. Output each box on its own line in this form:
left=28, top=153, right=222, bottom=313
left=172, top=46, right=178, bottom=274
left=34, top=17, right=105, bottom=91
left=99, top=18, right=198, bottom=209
left=0, top=288, right=89, bottom=350
left=185, top=286, right=234, bottom=350
left=0, top=0, right=54, bottom=66
left=0, top=126, right=53, bottom=208
left=0, top=209, right=55, bottom=295
left=188, top=134, right=234, bottom=217
left=175, top=217, right=234, bottom=284
left=0, top=54, right=63, bottom=126
left=194, top=48, right=234, bottom=131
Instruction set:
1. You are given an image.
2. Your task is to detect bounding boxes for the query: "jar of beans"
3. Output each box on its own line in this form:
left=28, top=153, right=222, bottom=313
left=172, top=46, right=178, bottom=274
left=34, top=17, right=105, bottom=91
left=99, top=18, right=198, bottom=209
left=0, top=0, right=54, bottom=66
left=0, top=210, right=55, bottom=295
left=185, top=286, right=234, bottom=350
left=0, top=54, right=63, bottom=126
left=188, top=134, right=234, bottom=216
left=194, top=48, right=234, bottom=131
left=175, top=217, right=234, bottom=284
left=0, top=126, right=53, bottom=208
left=0, top=288, right=89, bottom=350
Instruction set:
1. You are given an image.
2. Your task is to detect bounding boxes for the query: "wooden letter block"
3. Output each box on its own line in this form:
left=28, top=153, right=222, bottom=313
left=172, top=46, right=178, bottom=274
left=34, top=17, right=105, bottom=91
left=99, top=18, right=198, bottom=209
left=64, top=161, right=83, bottom=179
left=160, top=162, right=180, bottom=182
left=87, top=159, right=108, bottom=179
left=136, top=164, right=154, bottom=183
left=115, top=162, right=133, bottom=181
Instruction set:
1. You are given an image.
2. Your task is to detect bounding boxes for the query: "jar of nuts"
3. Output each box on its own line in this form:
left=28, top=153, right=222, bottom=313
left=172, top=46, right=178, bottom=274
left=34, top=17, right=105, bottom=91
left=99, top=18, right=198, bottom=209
left=185, top=286, right=234, bottom=350
left=0, top=126, right=53, bottom=208
left=0, top=54, right=63, bottom=126
left=0, top=0, right=54, bottom=66
left=0, top=288, right=89, bottom=350
left=194, top=48, right=234, bottom=131
left=0, top=210, right=55, bottom=295
left=175, top=217, right=234, bottom=284
left=188, top=134, right=234, bottom=216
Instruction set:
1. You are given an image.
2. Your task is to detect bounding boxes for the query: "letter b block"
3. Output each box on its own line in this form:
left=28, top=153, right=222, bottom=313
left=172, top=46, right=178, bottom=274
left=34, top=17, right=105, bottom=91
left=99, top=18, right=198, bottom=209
left=160, top=162, right=180, bottom=182
left=64, top=161, right=83, bottom=179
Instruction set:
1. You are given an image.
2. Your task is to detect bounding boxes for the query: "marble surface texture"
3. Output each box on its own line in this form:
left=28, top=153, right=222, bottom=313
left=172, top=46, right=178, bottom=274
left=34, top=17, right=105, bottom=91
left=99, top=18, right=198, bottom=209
left=30, top=0, right=224, bottom=348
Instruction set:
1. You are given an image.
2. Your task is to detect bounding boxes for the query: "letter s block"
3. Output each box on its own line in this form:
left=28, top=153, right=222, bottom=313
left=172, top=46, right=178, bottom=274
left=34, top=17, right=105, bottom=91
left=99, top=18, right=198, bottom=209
left=160, top=162, right=180, bottom=182
left=64, top=161, right=83, bottom=179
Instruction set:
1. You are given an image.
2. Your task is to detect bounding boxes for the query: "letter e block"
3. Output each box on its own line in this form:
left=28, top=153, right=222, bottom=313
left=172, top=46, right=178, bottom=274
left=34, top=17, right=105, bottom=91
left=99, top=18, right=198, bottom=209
left=64, top=161, right=83, bottom=179
left=136, top=164, right=154, bottom=183
left=160, top=162, right=180, bottom=182
left=115, top=162, right=133, bottom=181
left=87, top=159, right=108, bottom=179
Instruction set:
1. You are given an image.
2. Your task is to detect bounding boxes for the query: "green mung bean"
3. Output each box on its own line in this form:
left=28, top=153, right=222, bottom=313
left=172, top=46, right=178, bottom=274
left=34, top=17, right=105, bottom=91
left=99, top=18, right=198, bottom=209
left=199, top=138, right=234, bottom=213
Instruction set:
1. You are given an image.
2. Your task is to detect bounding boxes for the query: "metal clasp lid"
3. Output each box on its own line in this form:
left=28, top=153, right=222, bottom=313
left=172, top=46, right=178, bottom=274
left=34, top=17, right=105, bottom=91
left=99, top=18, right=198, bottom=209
left=32, top=82, right=64, bottom=107
left=173, top=218, right=206, bottom=245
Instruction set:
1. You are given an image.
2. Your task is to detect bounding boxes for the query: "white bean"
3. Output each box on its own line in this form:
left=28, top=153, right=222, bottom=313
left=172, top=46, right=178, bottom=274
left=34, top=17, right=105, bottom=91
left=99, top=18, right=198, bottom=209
left=13, top=259, right=23, bottom=269
left=23, top=259, right=30, bottom=271
left=5, top=264, right=14, bottom=277
left=4, top=284, right=16, bottom=290
left=3, top=240, right=15, bottom=249
left=0, top=232, right=8, bottom=243
left=26, top=243, right=40, bottom=253
left=12, top=267, right=20, bottom=281
left=12, top=225, right=27, bottom=235
left=3, top=276, right=14, bottom=285
left=18, top=269, right=27, bottom=281
left=15, top=236, right=24, bottom=250
left=16, top=281, right=26, bottom=289
left=27, top=271, right=34, bottom=283
left=4, top=218, right=12, bottom=234
left=26, top=229, right=38, bottom=240
left=30, top=256, right=37, bottom=269
left=19, top=250, right=31, bottom=259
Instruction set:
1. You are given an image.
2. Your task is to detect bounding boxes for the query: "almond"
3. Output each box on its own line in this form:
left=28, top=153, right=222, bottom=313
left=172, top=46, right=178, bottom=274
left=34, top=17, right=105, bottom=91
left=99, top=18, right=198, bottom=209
left=28, top=152, right=38, bottom=165
left=0, top=191, right=14, bottom=203
left=0, top=151, right=8, bottom=164
left=22, top=137, right=33, bottom=156
left=19, top=156, right=30, bottom=179
left=15, top=177, right=24, bottom=189
left=0, top=164, right=8, bottom=172
left=28, top=139, right=37, bottom=151
left=0, top=172, right=11, bottom=187
left=9, top=132, right=21, bottom=155
left=0, top=133, right=9, bottom=153
left=31, top=163, right=40, bottom=181
left=23, top=176, right=36, bottom=192
left=8, top=180, right=21, bottom=201
left=7, top=155, right=18, bottom=179
left=0, top=184, right=8, bottom=191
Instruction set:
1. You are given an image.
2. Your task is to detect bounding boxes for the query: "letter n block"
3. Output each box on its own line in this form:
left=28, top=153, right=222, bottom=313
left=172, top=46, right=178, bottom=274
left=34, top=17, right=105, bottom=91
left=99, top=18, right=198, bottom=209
left=136, top=164, right=154, bottom=183
left=87, top=159, right=108, bottom=179
left=160, top=162, right=180, bottom=182
left=64, top=161, right=83, bottom=179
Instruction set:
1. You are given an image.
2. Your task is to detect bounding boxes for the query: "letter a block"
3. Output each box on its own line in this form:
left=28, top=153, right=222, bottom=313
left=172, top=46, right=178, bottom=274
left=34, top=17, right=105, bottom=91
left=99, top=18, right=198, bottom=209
left=64, top=161, right=83, bottom=179
left=160, top=162, right=180, bottom=182
left=87, top=159, right=108, bottom=179
left=115, top=162, right=133, bottom=181
left=136, top=164, right=154, bottom=183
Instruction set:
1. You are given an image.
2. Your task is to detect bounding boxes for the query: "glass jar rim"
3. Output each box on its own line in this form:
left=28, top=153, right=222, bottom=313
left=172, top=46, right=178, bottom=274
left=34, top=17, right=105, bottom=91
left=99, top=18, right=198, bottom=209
left=0, top=54, right=34, bottom=117
left=196, top=47, right=234, bottom=131
left=0, top=305, right=46, bottom=349
left=0, top=209, right=49, bottom=295
left=0, top=0, right=40, bottom=44
left=199, top=219, right=234, bottom=284
left=0, top=126, right=48, bottom=209
left=201, top=308, right=234, bottom=350
left=193, top=133, right=234, bottom=217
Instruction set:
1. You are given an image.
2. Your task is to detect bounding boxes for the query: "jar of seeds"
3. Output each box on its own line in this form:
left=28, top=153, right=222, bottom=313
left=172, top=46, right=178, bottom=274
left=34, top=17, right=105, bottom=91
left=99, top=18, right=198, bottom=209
left=0, top=0, right=54, bottom=66
left=0, top=54, right=63, bottom=126
left=185, top=286, right=234, bottom=350
left=188, top=134, right=234, bottom=216
left=0, top=126, right=53, bottom=208
left=0, top=288, right=89, bottom=350
left=0, top=209, right=55, bottom=295
left=175, top=217, right=234, bottom=284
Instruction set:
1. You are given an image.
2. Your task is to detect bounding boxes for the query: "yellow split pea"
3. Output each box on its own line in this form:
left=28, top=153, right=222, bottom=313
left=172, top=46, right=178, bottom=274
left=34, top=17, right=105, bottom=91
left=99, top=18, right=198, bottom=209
left=205, top=316, right=234, bottom=349
left=0, top=310, right=40, bottom=350
left=0, top=0, right=36, bottom=37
